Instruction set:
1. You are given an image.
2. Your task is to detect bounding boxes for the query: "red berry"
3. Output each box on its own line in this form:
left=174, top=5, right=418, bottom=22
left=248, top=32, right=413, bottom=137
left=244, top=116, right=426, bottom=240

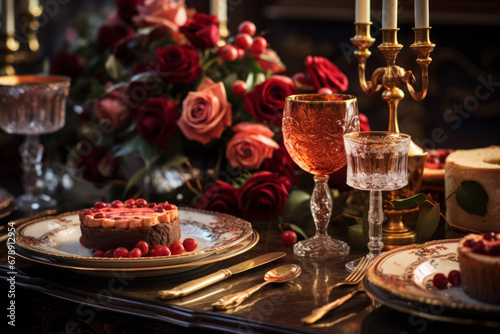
left=113, top=247, right=129, bottom=258
left=170, top=241, right=185, bottom=255
left=104, top=249, right=115, bottom=258
left=318, top=87, right=333, bottom=95
left=135, top=198, right=147, bottom=207
left=234, top=33, right=253, bottom=50
left=153, top=245, right=171, bottom=257
left=147, top=203, right=156, bottom=208
left=135, top=240, right=149, bottom=256
left=93, top=213, right=106, bottom=219
left=93, top=249, right=105, bottom=258
left=111, top=200, right=124, bottom=208
left=483, top=232, right=496, bottom=241
left=94, top=201, right=107, bottom=209
left=218, top=44, right=238, bottom=62
left=238, top=21, right=256, bottom=36
left=448, top=270, right=461, bottom=286
left=163, top=203, right=175, bottom=210
left=236, top=47, right=245, bottom=58
left=128, top=248, right=142, bottom=258
left=472, top=241, right=487, bottom=254
left=250, top=36, right=267, bottom=54
left=124, top=199, right=136, bottom=208
left=231, top=80, right=247, bottom=97
left=154, top=206, right=165, bottom=213
left=281, top=230, right=297, bottom=246
left=183, top=238, right=198, bottom=252
left=432, top=273, right=448, bottom=289
left=79, top=236, right=84, bottom=245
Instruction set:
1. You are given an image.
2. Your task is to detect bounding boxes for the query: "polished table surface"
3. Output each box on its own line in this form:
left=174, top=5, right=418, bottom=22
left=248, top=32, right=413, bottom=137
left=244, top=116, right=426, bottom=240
left=1, top=205, right=499, bottom=334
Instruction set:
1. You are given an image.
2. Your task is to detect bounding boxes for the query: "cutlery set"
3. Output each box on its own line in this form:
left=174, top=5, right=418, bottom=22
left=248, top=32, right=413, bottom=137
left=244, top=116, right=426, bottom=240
left=157, top=251, right=370, bottom=323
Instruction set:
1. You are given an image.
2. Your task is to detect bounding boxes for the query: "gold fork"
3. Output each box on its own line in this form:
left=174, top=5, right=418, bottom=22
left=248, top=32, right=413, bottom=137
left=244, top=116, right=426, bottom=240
left=301, top=256, right=371, bottom=325
left=328, top=256, right=370, bottom=293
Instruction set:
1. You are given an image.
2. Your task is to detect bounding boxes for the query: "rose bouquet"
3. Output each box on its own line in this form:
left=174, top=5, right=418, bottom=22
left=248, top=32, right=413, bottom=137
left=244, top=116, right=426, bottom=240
left=51, top=0, right=368, bottom=224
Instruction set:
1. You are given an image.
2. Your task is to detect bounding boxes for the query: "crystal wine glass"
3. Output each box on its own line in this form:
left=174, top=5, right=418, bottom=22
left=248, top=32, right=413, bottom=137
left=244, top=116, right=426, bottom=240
left=343, top=131, right=411, bottom=272
left=0, top=75, right=70, bottom=211
left=283, top=94, right=359, bottom=259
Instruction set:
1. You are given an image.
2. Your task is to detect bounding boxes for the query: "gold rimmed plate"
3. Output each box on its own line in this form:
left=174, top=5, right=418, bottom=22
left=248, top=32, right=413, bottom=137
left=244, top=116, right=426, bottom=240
left=366, top=239, right=500, bottom=321
left=15, top=230, right=259, bottom=277
left=16, top=208, right=254, bottom=268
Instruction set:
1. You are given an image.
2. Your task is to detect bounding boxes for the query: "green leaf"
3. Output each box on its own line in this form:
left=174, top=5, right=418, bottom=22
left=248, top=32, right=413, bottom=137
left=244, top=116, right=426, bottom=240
left=115, top=135, right=143, bottom=158
left=105, top=54, right=123, bottom=80
left=124, top=167, right=147, bottom=195
left=391, top=193, right=427, bottom=209
left=282, top=189, right=311, bottom=222
left=163, top=153, right=188, bottom=168
left=456, top=180, right=488, bottom=217
left=415, top=201, right=441, bottom=243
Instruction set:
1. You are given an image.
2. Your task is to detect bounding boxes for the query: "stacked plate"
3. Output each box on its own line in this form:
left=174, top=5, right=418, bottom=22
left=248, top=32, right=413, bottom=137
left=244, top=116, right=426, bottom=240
left=15, top=208, right=258, bottom=277
left=364, top=239, right=500, bottom=326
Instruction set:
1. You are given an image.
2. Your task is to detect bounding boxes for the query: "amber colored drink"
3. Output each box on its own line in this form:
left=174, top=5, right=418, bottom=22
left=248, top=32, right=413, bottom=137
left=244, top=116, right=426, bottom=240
left=283, top=94, right=359, bottom=175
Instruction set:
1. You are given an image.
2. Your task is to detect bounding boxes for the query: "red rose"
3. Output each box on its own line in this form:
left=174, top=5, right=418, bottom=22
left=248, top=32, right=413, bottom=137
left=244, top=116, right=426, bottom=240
left=262, top=144, right=298, bottom=185
left=244, top=75, right=298, bottom=126
left=136, top=97, right=180, bottom=148
left=96, top=23, right=134, bottom=53
left=180, top=13, right=220, bottom=49
left=70, top=146, right=118, bottom=185
left=193, top=180, right=239, bottom=216
left=237, top=171, right=291, bottom=221
left=154, top=44, right=202, bottom=84
left=50, top=51, right=83, bottom=81
left=304, top=56, right=348, bottom=92
left=116, top=0, right=143, bottom=23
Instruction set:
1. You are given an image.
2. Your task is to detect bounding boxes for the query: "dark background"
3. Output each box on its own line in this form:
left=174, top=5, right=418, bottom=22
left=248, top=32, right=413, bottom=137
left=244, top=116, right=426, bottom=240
left=2, top=0, right=500, bottom=191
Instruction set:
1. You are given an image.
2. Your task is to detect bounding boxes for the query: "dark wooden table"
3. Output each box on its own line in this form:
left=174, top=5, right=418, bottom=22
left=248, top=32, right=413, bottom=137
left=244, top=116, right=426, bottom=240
left=1, top=202, right=499, bottom=334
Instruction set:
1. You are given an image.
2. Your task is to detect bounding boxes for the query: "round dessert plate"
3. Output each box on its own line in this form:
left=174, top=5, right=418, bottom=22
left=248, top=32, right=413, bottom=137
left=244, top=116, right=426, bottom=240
left=15, top=208, right=253, bottom=268
left=366, top=239, right=500, bottom=316
left=15, top=229, right=259, bottom=277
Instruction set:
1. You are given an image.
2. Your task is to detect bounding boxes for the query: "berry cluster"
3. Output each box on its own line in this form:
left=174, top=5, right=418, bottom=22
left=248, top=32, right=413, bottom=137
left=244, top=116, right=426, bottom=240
left=432, top=270, right=461, bottom=290
left=91, top=198, right=175, bottom=211
left=91, top=238, right=198, bottom=258
left=463, top=232, right=500, bottom=256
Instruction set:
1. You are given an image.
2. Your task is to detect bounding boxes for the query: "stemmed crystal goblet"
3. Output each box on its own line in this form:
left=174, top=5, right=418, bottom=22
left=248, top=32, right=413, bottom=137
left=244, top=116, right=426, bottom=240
left=0, top=75, right=70, bottom=211
left=283, top=94, right=359, bottom=259
left=343, top=131, right=411, bottom=272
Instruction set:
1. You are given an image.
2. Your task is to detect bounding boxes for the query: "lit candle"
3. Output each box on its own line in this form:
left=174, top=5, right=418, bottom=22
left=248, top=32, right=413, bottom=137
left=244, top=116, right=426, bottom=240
left=382, top=0, right=398, bottom=29
left=210, top=0, right=227, bottom=23
left=355, top=0, right=370, bottom=23
left=414, top=0, right=429, bottom=28
left=5, top=0, right=15, bottom=36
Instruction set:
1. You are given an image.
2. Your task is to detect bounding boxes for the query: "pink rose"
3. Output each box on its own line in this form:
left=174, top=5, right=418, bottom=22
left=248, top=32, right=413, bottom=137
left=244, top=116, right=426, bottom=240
left=133, top=0, right=187, bottom=35
left=193, top=180, right=239, bottom=216
left=178, top=80, right=232, bottom=144
left=304, top=56, right=348, bottom=92
left=237, top=171, right=291, bottom=221
left=180, top=13, right=220, bottom=49
left=243, top=75, right=298, bottom=126
left=136, top=97, right=180, bottom=148
left=94, top=84, right=132, bottom=129
left=226, top=122, right=279, bottom=170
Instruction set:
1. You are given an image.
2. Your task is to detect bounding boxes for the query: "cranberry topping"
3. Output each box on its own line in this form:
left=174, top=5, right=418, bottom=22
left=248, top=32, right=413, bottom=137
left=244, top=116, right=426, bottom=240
left=154, top=206, right=165, bottom=213
left=111, top=200, right=124, bottom=208
left=94, top=201, right=107, bottom=209
left=135, top=198, right=147, bottom=207
left=483, top=232, right=496, bottom=241
left=94, top=213, right=106, bottom=219
left=163, top=203, right=175, bottom=210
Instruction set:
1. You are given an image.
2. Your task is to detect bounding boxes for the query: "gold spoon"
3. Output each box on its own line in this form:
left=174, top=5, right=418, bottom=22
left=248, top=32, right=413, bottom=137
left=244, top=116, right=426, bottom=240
left=212, top=264, right=302, bottom=310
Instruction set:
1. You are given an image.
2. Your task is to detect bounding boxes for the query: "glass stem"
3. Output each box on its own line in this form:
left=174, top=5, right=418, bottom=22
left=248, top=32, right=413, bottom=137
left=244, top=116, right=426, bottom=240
left=311, top=175, right=332, bottom=238
left=20, top=135, right=43, bottom=198
left=368, top=190, right=384, bottom=258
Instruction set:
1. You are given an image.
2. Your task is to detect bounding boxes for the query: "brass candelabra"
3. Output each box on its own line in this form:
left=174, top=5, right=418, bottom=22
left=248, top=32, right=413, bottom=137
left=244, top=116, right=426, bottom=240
left=351, top=23, right=434, bottom=249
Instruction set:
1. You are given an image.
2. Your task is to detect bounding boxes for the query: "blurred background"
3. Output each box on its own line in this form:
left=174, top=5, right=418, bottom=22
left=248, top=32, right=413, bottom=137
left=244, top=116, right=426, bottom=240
left=1, top=0, right=500, bottom=193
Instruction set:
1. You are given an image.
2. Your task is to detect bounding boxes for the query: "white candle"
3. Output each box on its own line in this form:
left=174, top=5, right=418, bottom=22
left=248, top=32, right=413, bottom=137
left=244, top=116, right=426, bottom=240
left=5, top=0, right=15, bottom=36
left=382, top=0, right=398, bottom=29
left=355, top=0, right=370, bottom=23
left=414, top=0, right=429, bottom=28
left=210, top=0, right=227, bottom=23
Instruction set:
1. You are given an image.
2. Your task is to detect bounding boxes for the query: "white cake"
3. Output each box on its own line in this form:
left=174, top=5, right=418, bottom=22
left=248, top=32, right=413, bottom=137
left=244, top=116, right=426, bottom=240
left=445, top=146, right=500, bottom=232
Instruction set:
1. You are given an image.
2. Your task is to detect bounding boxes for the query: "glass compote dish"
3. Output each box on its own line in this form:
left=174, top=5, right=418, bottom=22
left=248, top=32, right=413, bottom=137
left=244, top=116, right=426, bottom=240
left=0, top=75, right=70, bottom=211
left=343, top=131, right=411, bottom=272
left=283, top=94, right=359, bottom=259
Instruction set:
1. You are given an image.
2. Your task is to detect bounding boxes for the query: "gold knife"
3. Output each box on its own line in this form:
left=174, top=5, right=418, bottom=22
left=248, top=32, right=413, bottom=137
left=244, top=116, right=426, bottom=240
left=157, top=251, right=286, bottom=300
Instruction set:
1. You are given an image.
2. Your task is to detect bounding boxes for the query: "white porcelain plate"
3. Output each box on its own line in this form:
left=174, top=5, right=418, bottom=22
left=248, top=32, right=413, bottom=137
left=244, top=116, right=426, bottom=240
left=16, top=208, right=253, bottom=268
left=367, top=239, right=500, bottom=315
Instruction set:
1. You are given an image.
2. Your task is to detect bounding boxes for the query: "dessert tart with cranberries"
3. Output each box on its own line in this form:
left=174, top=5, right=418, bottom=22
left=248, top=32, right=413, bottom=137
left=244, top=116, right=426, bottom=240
left=457, top=232, right=500, bottom=304
left=79, top=198, right=180, bottom=251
